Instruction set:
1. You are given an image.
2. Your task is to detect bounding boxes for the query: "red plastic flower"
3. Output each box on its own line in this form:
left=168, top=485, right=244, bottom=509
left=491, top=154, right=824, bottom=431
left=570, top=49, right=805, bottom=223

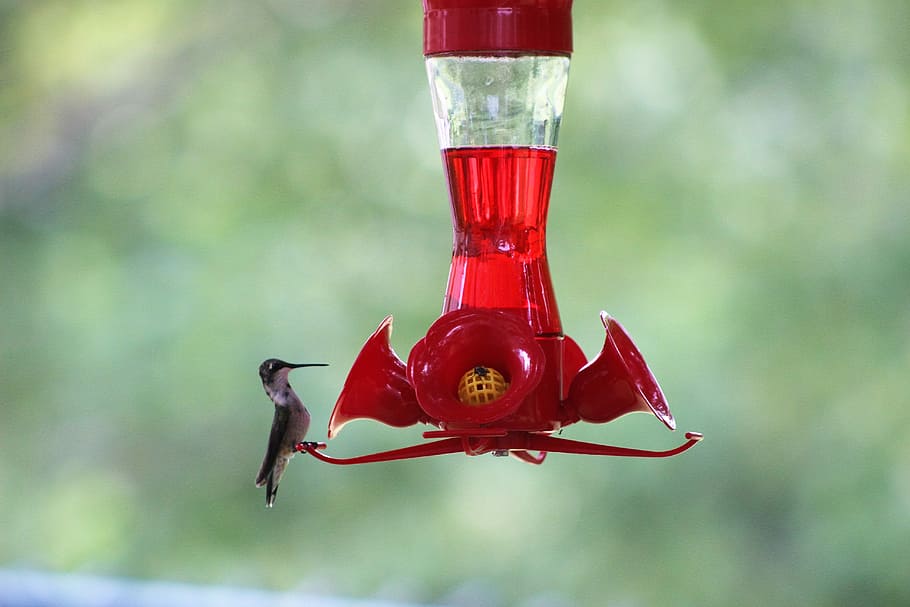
left=328, top=316, right=425, bottom=438
left=407, top=308, right=546, bottom=425
left=566, top=312, right=675, bottom=429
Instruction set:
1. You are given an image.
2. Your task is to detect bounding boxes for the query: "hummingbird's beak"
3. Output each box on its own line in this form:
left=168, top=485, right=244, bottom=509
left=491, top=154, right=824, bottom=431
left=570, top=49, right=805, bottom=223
left=285, top=363, right=329, bottom=369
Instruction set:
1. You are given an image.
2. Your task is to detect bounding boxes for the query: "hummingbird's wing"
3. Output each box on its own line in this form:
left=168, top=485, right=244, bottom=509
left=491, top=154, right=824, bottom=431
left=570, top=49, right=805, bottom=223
left=255, top=404, right=290, bottom=488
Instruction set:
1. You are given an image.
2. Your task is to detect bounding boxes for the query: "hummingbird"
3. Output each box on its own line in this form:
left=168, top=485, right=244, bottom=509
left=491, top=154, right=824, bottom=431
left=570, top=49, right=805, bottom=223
left=255, top=358, right=327, bottom=507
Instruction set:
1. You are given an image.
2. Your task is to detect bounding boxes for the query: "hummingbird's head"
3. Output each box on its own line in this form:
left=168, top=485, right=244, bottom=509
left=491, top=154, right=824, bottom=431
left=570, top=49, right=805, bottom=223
left=259, top=358, right=328, bottom=386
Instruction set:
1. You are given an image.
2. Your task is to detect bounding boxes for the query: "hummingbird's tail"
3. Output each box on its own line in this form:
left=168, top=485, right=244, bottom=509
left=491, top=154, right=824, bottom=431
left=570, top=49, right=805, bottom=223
left=255, top=468, right=280, bottom=508
left=256, top=456, right=288, bottom=508
left=264, top=472, right=279, bottom=508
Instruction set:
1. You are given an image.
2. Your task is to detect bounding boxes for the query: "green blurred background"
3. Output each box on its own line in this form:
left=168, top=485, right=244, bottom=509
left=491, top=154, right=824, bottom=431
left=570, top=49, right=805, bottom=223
left=1, top=1, right=908, bottom=605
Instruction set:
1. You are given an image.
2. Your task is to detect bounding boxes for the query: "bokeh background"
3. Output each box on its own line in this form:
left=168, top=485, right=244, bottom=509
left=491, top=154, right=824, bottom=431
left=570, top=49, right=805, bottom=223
left=1, top=1, right=908, bottom=606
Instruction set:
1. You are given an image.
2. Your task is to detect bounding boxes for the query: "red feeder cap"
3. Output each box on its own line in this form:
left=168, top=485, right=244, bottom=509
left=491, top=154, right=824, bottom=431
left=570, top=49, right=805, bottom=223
left=423, top=0, right=573, bottom=56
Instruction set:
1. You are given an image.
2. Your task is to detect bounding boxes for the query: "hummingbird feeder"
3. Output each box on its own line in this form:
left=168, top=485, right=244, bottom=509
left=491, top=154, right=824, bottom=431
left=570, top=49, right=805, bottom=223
left=299, top=0, right=702, bottom=466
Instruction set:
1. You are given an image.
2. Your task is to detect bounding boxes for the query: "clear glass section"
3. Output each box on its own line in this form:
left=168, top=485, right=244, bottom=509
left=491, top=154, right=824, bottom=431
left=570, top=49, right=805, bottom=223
left=426, top=55, right=570, bottom=149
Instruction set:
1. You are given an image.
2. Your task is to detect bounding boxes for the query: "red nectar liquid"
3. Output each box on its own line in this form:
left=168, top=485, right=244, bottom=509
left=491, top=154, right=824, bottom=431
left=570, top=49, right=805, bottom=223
left=442, top=146, right=562, bottom=336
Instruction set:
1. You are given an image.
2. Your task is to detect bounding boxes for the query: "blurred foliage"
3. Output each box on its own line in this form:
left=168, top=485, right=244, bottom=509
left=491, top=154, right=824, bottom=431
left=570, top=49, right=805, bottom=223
left=1, top=1, right=909, bottom=606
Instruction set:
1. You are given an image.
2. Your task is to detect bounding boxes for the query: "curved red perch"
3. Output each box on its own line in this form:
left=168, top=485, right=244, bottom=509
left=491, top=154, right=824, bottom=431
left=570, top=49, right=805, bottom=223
left=298, top=432, right=702, bottom=465
left=297, top=438, right=464, bottom=465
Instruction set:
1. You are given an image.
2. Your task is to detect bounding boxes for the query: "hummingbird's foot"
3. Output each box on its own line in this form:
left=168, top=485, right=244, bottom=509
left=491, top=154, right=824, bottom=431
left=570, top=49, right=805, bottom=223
left=295, top=441, right=326, bottom=453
